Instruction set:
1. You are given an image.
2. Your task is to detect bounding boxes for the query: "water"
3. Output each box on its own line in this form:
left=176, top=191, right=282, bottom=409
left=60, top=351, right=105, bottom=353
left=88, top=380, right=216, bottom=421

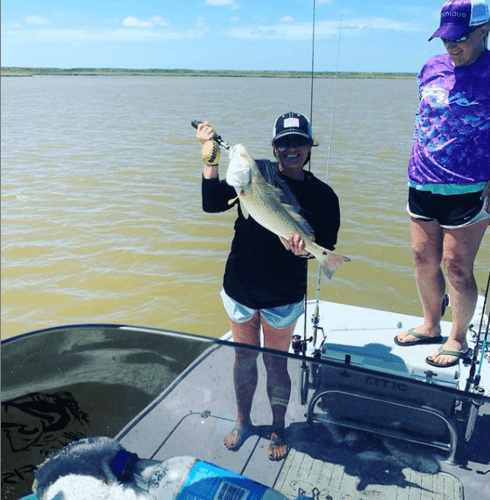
left=2, top=76, right=489, bottom=339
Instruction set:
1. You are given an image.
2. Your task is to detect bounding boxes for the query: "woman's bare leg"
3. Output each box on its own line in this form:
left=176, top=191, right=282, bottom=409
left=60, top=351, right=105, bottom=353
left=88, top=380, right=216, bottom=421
left=261, top=319, right=296, bottom=460
left=224, top=316, right=261, bottom=449
left=428, top=220, right=488, bottom=365
left=396, top=218, right=445, bottom=343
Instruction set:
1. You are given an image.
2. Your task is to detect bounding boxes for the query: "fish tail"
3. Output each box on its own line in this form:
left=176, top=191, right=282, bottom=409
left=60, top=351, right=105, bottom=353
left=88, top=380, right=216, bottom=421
left=319, top=251, right=351, bottom=280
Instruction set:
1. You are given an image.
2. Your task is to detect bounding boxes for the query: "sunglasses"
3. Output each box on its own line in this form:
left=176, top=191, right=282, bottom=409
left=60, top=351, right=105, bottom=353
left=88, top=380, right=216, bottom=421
left=441, top=26, right=480, bottom=44
left=274, top=136, right=313, bottom=152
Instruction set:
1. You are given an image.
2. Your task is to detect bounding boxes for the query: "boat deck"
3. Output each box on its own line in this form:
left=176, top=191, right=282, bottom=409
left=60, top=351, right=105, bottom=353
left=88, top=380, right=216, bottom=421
left=3, top=298, right=488, bottom=500
left=117, top=299, right=489, bottom=500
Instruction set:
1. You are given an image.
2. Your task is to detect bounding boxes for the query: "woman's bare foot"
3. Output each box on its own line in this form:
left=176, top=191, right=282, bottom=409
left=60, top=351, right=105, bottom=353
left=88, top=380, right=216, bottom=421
left=267, top=430, right=288, bottom=461
left=224, top=424, right=254, bottom=451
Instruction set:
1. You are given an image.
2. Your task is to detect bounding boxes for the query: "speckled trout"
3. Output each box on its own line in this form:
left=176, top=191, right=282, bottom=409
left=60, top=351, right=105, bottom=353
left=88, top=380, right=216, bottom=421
left=226, top=144, right=350, bottom=279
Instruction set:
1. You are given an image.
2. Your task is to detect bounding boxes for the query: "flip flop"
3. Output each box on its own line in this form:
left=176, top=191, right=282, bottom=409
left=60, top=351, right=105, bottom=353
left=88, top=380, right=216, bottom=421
left=267, top=430, right=288, bottom=461
left=394, top=328, right=443, bottom=347
left=426, top=346, right=469, bottom=368
left=224, top=425, right=255, bottom=452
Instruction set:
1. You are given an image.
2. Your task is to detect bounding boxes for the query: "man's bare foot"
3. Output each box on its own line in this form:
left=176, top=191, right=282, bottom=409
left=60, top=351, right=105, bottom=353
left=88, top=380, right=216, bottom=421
left=267, top=430, right=288, bottom=461
left=224, top=425, right=254, bottom=451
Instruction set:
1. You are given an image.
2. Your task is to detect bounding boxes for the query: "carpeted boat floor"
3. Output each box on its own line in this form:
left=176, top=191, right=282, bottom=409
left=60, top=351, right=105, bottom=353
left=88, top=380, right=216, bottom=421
left=276, top=447, right=463, bottom=500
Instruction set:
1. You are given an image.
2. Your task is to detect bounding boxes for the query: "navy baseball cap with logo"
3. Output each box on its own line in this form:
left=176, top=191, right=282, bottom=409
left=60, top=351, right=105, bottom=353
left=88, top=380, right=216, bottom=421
left=429, top=0, right=489, bottom=41
left=272, top=112, right=313, bottom=144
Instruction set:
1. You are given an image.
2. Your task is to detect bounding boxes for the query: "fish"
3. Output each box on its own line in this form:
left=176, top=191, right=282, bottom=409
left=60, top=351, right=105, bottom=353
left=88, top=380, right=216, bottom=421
left=226, top=143, right=350, bottom=279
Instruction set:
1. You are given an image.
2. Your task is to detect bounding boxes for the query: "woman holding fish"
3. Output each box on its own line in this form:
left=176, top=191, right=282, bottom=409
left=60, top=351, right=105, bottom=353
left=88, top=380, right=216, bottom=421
left=197, top=112, right=345, bottom=460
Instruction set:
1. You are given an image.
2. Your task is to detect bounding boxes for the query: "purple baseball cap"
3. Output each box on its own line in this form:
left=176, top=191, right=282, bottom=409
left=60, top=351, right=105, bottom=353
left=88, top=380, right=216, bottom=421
left=429, top=0, right=489, bottom=41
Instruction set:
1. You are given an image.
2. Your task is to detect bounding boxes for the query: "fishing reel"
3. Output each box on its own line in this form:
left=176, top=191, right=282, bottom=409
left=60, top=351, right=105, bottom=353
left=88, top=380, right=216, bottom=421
left=291, top=334, right=312, bottom=355
left=292, top=334, right=324, bottom=406
left=191, top=120, right=230, bottom=150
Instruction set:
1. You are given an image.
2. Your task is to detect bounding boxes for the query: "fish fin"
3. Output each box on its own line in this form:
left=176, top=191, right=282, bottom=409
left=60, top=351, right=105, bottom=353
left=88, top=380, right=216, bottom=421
left=239, top=201, right=250, bottom=219
left=318, top=251, right=351, bottom=280
left=282, top=204, right=315, bottom=239
left=278, top=236, right=290, bottom=250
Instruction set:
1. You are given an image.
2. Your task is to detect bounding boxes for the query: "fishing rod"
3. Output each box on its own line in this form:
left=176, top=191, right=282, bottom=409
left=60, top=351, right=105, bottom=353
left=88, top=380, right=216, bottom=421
left=307, top=0, right=344, bottom=350
left=465, top=271, right=490, bottom=393
left=295, top=0, right=344, bottom=403
left=301, top=0, right=318, bottom=353
left=463, top=271, right=490, bottom=441
left=191, top=120, right=230, bottom=151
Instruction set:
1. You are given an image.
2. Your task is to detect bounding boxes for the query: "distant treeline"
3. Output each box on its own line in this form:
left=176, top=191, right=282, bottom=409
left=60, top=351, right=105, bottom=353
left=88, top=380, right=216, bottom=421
left=1, top=67, right=417, bottom=79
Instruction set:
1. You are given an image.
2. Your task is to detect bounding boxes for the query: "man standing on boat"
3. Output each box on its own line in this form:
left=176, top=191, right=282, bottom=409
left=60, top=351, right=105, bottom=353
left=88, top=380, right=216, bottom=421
left=196, top=113, right=341, bottom=460
left=395, top=0, right=490, bottom=367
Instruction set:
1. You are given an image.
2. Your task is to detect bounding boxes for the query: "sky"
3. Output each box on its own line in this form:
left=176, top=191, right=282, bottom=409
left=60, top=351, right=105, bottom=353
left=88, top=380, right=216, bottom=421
left=1, top=0, right=450, bottom=73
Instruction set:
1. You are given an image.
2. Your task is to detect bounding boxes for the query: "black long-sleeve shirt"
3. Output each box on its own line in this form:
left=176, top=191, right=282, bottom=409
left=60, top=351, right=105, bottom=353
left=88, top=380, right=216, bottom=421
left=202, top=161, right=341, bottom=309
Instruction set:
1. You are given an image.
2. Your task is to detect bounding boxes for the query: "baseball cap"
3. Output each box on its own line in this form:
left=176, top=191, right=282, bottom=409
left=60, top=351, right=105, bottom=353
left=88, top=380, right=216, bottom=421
left=429, top=0, right=490, bottom=41
left=272, top=112, right=313, bottom=143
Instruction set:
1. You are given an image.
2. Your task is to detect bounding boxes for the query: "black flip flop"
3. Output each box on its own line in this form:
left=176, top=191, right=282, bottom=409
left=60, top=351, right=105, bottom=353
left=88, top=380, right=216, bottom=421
left=426, top=346, right=469, bottom=368
left=394, top=328, right=443, bottom=347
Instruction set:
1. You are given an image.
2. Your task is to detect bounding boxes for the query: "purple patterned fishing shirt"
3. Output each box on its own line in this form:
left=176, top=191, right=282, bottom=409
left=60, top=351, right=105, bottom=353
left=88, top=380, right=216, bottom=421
left=407, top=49, right=490, bottom=192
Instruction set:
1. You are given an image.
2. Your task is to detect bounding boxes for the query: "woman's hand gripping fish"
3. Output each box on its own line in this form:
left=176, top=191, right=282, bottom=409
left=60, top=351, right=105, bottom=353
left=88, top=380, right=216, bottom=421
left=226, top=144, right=350, bottom=279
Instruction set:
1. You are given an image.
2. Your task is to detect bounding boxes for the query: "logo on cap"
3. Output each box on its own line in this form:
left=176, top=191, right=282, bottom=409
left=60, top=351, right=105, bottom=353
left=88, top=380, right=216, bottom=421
left=429, top=0, right=489, bottom=41
left=284, top=118, right=300, bottom=128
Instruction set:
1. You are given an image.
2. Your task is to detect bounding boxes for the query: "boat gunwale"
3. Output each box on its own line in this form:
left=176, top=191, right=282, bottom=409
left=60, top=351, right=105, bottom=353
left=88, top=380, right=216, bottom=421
left=3, top=322, right=488, bottom=406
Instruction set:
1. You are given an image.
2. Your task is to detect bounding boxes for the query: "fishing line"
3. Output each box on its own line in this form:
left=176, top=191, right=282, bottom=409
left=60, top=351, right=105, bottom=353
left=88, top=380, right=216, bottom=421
left=324, top=1, right=344, bottom=185
left=303, top=0, right=317, bottom=346
left=309, top=0, right=316, bottom=127
left=475, top=272, right=490, bottom=385
left=305, top=0, right=344, bottom=347
left=465, top=271, right=490, bottom=392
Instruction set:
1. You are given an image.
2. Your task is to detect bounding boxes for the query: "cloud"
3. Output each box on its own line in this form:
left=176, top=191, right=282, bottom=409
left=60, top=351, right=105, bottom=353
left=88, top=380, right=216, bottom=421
left=205, top=0, right=241, bottom=10
left=25, top=15, right=49, bottom=25
left=226, top=17, right=425, bottom=40
left=122, top=16, right=171, bottom=28
left=340, top=17, right=425, bottom=35
left=226, top=23, right=311, bottom=40
left=280, top=16, right=295, bottom=23
left=3, top=26, right=208, bottom=44
left=196, top=16, right=208, bottom=28
left=122, top=17, right=152, bottom=28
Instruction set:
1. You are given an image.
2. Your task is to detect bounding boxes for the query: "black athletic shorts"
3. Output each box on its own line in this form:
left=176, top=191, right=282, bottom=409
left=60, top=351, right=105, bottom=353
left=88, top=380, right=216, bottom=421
left=407, top=188, right=489, bottom=228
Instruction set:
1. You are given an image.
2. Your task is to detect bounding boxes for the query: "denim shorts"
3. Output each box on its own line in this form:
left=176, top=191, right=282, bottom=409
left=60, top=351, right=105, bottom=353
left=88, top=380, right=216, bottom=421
left=220, top=289, right=304, bottom=330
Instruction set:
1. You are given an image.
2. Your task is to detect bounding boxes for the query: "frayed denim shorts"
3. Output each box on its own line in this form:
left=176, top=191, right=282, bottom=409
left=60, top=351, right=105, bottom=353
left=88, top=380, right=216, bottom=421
left=220, top=289, right=304, bottom=330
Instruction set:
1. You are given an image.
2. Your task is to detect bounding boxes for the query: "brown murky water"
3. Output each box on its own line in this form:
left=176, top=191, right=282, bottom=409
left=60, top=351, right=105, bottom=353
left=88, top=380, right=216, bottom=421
left=2, top=76, right=489, bottom=339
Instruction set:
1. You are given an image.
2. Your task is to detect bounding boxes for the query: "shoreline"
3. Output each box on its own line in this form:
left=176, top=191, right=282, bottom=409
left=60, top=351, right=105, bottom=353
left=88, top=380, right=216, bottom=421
left=1, top=67, right=417, bottom=79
